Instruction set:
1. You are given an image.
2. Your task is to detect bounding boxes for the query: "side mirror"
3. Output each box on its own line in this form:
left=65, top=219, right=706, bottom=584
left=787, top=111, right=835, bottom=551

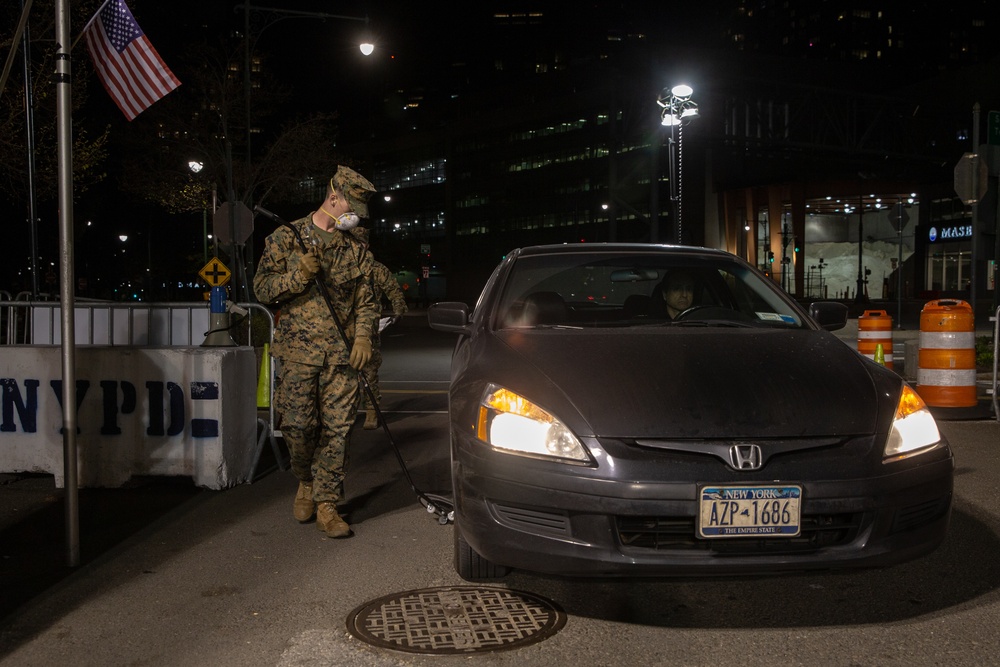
left=808, top=301, right=848, bottom=331
left=428, top=301, right=472, bottom=334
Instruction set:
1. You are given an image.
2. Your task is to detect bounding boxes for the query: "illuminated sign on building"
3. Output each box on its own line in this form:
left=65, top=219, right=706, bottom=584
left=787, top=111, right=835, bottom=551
left=927, top=224, right=972, bottom=243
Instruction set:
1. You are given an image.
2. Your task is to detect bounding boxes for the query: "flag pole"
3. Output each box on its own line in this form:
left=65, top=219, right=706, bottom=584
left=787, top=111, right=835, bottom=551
left=55, top=0, right=80, bottom=567
left=70, top=0, right=112, bottom=52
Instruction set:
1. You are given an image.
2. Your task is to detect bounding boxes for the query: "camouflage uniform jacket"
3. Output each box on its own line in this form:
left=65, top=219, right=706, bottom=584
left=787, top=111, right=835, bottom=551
left=254, top=214, right=378, bottom=367
left=371, top=261, right=408, bottom=316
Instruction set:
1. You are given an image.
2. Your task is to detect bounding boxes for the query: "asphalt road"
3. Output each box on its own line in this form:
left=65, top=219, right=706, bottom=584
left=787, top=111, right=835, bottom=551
left=0, top=314, right=998, bottom=666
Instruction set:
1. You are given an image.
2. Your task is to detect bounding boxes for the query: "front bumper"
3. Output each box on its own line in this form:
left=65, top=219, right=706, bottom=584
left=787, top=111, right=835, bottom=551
left=452, top=431, right=954, bottom=577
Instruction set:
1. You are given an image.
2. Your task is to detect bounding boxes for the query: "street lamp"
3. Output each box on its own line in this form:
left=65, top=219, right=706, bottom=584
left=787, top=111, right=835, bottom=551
left=188, top=160, right=211, bottom=264
left=232, top=4, right=372, bottom=301
left=657, top=84, right=699, bottom=244
left=237, top=4, right=373, bottom=173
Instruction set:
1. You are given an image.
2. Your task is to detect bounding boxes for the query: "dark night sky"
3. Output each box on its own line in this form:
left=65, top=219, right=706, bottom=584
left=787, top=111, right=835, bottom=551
left=6, top=1, right=1000, bottom=295
left=136, top=1, right=729, bottom=121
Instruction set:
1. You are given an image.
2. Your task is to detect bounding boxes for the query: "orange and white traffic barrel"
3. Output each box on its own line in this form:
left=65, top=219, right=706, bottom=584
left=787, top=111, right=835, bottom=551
left=917, top=299, right=977, bottom=408
left=858, top=309, right=893, bottom=370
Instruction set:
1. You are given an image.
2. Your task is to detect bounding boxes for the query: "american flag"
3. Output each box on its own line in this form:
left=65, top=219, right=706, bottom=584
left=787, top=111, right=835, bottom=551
left=83, top=0, right=180, bottom=121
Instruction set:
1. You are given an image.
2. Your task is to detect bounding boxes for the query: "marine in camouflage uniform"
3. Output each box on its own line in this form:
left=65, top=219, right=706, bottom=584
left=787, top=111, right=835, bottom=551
left=349, top=227, right=408, bottom=430
left=253, top=166, right=378, bottom=538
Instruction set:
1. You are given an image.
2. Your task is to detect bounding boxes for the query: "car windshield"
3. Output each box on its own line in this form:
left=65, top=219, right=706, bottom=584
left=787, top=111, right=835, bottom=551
left=495, top=250, right=806, bottom=329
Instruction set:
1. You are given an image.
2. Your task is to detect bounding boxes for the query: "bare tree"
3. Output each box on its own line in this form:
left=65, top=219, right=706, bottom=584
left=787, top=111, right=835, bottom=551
left=116, top=38, right=343, bottom=214
left=0, top=0, right=109, bottom=207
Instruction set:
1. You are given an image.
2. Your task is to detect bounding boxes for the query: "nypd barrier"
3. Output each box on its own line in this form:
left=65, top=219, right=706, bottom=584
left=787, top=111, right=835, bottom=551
left=0, top=301, right=269, bottom=489
left=0, top=346, right=257, bottom=488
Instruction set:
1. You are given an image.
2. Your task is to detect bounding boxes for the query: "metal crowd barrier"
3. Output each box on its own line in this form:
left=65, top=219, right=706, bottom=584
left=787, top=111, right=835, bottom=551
left=0, top=299, right=272, bottom=346
left=0, top=299, right=287, bottom=478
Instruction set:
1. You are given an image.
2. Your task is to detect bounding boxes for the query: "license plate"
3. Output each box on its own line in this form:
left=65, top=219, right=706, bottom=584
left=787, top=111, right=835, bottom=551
left=698, top=485, right=802, bottom=538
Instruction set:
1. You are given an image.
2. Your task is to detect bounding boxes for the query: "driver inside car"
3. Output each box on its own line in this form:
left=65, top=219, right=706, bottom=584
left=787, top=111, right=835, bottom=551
left=649, top=269, right=696, bottom=319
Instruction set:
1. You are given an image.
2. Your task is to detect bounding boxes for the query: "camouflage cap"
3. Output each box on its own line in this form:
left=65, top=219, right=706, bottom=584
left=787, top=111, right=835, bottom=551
left=349, top=226, right=370, bottom=244
left=330, top=165, right=376, bottom=218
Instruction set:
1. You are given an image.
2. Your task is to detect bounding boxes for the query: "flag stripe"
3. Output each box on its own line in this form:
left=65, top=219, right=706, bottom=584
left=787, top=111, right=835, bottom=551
left=126, top=37, right=180, bottom=97
left=120, top=41, right=163, bottom=102
left=82, top=0, right=180, bottom=121
left=85, top=24, right=145, bottom=118
left=85, top=23, right=148, bottom=118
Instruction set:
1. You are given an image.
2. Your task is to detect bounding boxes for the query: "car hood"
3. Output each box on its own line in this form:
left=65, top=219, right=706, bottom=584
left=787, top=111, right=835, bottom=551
left=494, top=328, right=884, bottom=439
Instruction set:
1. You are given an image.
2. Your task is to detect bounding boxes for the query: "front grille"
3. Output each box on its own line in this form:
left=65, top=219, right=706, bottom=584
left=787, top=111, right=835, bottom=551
left=617, top=512, right=865, bottom=554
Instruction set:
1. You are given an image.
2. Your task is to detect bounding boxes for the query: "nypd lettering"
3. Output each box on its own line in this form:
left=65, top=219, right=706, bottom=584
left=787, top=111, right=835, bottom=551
left=0, top=377, right=219, bottom=436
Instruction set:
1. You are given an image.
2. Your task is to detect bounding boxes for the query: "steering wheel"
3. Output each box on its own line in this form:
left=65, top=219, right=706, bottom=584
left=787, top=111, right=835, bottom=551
left=673, top=305, right=715, bottom=320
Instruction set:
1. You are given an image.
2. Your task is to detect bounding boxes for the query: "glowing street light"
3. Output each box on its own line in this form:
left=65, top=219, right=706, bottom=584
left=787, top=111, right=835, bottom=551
left=656, top=84, right=699, bottom=244
left=237, top=4, right=373, bottom=170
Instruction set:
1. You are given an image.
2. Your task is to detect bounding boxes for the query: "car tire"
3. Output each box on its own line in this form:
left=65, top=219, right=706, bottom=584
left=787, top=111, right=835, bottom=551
left=454, top=525, right=510, bottom=581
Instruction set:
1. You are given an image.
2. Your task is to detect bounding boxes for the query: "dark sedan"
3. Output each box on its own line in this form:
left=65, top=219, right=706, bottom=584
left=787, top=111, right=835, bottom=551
left=428, top=244, right=953, bottom=581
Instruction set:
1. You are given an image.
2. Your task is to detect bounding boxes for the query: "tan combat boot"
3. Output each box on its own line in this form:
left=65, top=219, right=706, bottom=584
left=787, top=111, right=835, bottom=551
left=363, top=409, right=379, bottom=430
left=293, top=481, right=315, bottom=522
left=316, top=502, right=352, bottom=538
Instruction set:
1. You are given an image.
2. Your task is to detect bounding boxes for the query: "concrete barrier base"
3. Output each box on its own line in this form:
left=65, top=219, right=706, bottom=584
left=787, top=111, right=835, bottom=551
left=0, top=346, right=257, bottom=489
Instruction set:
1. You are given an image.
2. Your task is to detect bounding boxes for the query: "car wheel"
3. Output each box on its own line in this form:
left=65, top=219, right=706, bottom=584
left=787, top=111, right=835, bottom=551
left=454, top=525, right=510, bottom=581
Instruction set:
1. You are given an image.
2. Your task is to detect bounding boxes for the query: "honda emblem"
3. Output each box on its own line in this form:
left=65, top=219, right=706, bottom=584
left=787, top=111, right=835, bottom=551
left=729, top=443, right=763, bottom=470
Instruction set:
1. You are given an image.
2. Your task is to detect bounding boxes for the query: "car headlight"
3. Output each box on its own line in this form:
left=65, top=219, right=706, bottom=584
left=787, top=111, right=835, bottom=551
left=475, top=383, right=591, bottom=463
left=883, top=384, right=942, bottom=462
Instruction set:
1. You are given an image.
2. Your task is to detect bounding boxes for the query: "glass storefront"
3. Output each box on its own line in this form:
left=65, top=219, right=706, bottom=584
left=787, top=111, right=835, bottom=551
left=924, top=209, right=973, bottom=295
left=926, top=243, right=972, bottom=292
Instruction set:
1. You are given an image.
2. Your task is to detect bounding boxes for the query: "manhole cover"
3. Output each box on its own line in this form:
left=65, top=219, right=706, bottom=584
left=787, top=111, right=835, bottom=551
left=346, top=586, right=566, bottom=655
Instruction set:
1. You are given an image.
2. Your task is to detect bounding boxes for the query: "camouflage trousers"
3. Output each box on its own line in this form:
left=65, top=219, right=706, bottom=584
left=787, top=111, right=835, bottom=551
left=275, top=359, right=361, bottom=504
left=359, top=333, right=383, bottom=410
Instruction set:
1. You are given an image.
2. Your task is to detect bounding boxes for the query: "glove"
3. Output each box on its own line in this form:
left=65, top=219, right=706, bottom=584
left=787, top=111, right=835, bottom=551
left=349, top=335, right=372, bottom=370
left=298, top=248, right=320, bottom=281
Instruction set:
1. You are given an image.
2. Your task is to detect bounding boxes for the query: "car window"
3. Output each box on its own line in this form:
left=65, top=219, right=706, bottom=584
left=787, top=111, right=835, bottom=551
left=495, top=251, right=804, bottom=329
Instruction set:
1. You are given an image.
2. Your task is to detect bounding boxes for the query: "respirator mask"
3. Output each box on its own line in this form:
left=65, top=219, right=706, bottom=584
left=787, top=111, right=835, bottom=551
left=334, top=212, right=360, bottom=230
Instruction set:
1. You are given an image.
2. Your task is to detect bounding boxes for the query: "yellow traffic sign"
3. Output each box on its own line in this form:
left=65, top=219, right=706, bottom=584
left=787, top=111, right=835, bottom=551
left=198, top=258, right=231, bottom=287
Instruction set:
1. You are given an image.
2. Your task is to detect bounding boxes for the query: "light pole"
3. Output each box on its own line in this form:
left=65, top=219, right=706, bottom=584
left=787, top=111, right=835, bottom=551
left=188, top=160, right=210, bottom=264
left=817, top=257, right=827, bottom=298
left=236, top=4, right=372, bottom=176
left=657, top=84, right=699, bottom=244
left=117, top=234, right=128, bottom=296
left=232, top=4, right=372, bottom=301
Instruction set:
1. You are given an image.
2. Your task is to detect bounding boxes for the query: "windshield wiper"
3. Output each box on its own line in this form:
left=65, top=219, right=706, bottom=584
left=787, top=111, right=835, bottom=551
left=671, top=320, right=754, bottom=328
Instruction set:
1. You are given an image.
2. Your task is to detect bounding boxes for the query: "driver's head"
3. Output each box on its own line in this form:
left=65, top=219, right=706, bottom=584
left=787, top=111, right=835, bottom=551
left=661, top=270, right=695, bottom=318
